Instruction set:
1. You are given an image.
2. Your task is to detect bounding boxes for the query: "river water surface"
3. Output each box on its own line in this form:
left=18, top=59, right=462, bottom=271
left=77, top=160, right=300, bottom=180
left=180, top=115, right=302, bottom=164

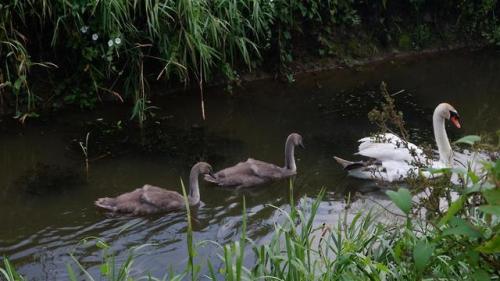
left=0, top=49, right=499, bottom=280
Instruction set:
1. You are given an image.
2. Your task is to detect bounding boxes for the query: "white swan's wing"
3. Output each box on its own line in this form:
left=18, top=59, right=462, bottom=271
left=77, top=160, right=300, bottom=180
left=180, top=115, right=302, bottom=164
left=344, top=159, right=412, bottom=182
left=357, top=133, right=426, bottom=162
left=336, top=133, right=431, bottom=182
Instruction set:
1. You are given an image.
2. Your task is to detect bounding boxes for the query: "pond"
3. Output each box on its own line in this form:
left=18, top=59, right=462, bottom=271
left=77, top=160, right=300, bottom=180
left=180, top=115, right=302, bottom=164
left=0, top=49, right=499, bottom=280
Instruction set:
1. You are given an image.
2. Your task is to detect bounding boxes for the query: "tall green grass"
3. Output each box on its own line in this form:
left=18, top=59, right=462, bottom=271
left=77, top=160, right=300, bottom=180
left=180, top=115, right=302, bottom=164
left=0, top=0, right=274, bottom=121
left=2, top=0, right=499, bottom=121
left=0, top=258, right=24, bottom=281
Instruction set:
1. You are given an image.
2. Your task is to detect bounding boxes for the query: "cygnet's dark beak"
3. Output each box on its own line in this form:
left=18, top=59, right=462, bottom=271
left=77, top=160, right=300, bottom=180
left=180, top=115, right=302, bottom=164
left=299, top=142, right=305, bottom=149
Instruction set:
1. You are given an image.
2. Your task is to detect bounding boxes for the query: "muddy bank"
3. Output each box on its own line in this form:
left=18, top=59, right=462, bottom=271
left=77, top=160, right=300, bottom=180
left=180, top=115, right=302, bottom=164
left=147, top=43, right=491, bottom=98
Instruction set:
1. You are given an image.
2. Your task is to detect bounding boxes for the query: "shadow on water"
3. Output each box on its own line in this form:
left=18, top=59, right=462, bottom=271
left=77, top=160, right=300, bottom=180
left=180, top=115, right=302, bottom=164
left=0, top=49, right=499, bottom=279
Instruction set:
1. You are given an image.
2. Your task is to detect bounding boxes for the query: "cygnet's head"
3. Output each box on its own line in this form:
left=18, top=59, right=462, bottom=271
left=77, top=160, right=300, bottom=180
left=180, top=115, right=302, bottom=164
left=195, top=162, right=214, bottom=176
left=288, top=133, right=305, bottom=148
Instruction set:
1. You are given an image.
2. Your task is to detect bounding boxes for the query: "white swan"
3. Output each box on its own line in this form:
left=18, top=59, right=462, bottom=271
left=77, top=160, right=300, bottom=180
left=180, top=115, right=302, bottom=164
left=334, top=103, right=461, bottom=182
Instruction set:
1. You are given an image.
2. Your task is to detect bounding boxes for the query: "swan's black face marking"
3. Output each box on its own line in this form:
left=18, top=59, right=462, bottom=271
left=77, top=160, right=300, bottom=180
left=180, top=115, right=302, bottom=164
left=449, top=111, right=461, bottom=128
left=449, top=111, right=459, bottom=119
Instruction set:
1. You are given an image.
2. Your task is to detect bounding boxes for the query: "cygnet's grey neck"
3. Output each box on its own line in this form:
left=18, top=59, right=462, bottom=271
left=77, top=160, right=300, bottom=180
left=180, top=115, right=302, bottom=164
left=433, top=109, right=452, bottom=165
left=284, top=137, right=297, bottom=171
left=188, top=165, right=201, bottom=205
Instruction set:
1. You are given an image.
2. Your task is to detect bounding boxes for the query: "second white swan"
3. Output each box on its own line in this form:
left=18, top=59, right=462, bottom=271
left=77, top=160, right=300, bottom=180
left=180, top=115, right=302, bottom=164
left=334, top=103, right=461, bottom=182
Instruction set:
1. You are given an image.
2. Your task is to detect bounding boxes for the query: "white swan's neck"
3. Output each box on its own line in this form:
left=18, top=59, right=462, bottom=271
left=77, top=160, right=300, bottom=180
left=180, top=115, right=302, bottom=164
left=188, top=166, right=200, bottom=205
left=284, top=137, right=296, bottom=171
left=433, top=110, right=452, bottom=165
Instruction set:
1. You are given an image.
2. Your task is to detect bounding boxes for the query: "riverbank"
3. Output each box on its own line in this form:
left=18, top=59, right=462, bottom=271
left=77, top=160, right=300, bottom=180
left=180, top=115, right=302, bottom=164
left=222, top=43, right=490, bottom=85
left=1, top=0, right=499, bottom=121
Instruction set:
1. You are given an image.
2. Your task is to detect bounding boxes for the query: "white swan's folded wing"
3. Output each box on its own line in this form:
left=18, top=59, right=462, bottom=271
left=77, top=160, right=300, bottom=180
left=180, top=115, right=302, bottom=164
left=357, top=133, right=426, bottom=162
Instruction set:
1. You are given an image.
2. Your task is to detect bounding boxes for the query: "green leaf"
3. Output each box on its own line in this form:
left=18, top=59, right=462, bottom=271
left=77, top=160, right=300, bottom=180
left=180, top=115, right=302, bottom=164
left=424, top=167, right=451, bottom=174
left=478, top=205, right=500, bottom=216
left=413, top=240, right=434, bottom=272
left=466, top=249, right=479, bottom=266
left=491, top=159, right=500, bottom=180
left=442, top=217, right=481, bottom=238
left=283, top=31, right=291, bottom=40
left=439, top=196, right=466, bottom=226
left=386, top=188, right=412, bottom=214
left=13, top=76, right=26, bottom=91
left=472, top=269, right=491, bottom=281
left=476, top=235, right=500, bottom=254
left=467, top=170, right=480, bottom=184
left=96, top=240, right=109, bottom=249
left=466, top=182, right=496, bottom=194
left=454, top=135, right=481, bottom=145
left=66, top=264, right=78, bottom=281
left=100, top=263, right=109, bottom=275
left=483, top=189, right=500, bottom=205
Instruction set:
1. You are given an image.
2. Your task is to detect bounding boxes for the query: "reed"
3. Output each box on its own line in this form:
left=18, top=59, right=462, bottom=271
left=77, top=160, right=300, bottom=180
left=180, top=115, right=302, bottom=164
left=0, top=257, right=24, bottom=281
left=3, top=0, right=498, bottom=122
left=1, top=0, right=274, bottom=121
left=78, top=132, right=90, bottom=178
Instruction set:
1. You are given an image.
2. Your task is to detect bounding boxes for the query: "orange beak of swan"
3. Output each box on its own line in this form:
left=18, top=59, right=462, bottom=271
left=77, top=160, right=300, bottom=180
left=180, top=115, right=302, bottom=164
left=450, top=116, right=461, bottom=128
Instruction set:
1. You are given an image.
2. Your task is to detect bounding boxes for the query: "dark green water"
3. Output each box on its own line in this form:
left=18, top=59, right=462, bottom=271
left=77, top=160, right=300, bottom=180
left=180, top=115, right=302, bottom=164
left=0, top=49, right=499, bottom=280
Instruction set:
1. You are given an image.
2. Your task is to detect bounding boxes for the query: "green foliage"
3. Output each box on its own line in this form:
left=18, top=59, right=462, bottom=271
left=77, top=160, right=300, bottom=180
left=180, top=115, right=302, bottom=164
left=181, top=179, right=199, bottom=281
left=272, top=0, right=360, bottom=77
left=386, top=188, right=413, bottom=215
left=413, top=239, right=434, bottom=273
left=1, top=0, right=500, bottom=120
left=368, top=81, right=409, bottom=140
left=455, top=135, right=482, bottom=146
left=0, top=257, right=25, bottom=281
left=384, top=138, right=500, bottom=279
left=0, top=0, right=273, bottom=121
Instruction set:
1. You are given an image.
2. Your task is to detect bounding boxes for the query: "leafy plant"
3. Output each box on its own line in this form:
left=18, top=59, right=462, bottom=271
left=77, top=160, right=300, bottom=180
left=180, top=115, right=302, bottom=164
left=0, top=257, right=25, bottom=281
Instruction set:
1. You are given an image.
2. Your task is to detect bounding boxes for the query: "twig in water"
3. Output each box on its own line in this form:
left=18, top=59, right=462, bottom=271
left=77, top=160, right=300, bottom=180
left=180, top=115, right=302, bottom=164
left=79, top=132, right=90, bottom=178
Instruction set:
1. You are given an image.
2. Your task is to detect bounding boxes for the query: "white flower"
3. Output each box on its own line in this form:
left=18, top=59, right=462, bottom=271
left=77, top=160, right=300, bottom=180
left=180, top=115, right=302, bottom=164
left=80, top=26, right=89, bottom=33
left=108, top=39, right=114, bottom=47
left=114, top=37, right=122, bottom=45
left=92, top=33, right=99, bottom=41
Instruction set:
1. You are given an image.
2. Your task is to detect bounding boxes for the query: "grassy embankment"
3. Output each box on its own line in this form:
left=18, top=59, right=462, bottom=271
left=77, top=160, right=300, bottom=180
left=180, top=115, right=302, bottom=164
left=1, top=0, right=500, bottom=122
